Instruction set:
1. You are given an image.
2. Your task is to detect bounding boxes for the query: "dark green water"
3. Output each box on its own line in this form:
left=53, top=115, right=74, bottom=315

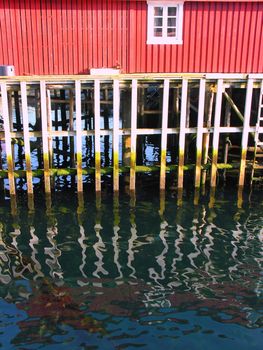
left=0, top=189, right=262, bottom=349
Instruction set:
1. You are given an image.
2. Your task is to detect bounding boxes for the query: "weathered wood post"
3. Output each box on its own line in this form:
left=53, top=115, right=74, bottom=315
left=94, top=79, right=101, bottom=191
left=160, top=79, right=170, bottom=190
left=113, top=79, right=120, bottom=192
left=210, top=79, right=223, bottom=188
left=21, top=82, right=33, bottom=195
left=1, top=82, right=16, bottom=195
left=40, top=81, right=51, bottom=193
left=75, top=80, right=83, bottom=192
left=177, top=79, right=188, bottom=190
left=195, top=79, right=206, bottom=188
left=239, top=78, right=254, bottom=188
left=130, top=79, right=138, bottom=192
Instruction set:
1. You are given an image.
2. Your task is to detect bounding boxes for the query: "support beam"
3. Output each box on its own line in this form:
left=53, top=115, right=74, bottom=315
left=239, top=78, right=254, bottom=187
left=113, top=79, right=120, bottom=191
left=40, top=81, right=51, bottom=193
left=178, top=79, right=188, bottom=189
left=0, top=82, right=16, bottom=195
left=75, top=80, right=83, bottom=192
left=94, top=79, right=101, bottom=191
left=21, top=82, right=33, bottom=195
left=195, top=79, right=206, bottom=188
left=130, top=79, right=138, bottom=191
left=160, top=79, right=170, bottom=190
left=210, top=79, right=223, bottom=188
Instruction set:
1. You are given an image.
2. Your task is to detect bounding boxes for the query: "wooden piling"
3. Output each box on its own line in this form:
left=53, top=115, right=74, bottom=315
left=160, top=79, right=170, bottom=190
left=239, top=78, right=254, bottom=187
left=40, top=81, right=51, bottom=193
left=94, top=80, right=101, bottom=191
left=0, top=82, right=16, bottom=195
left=21, top=82, right=33, bottom=195
left=113, top=79, right=120, bottom=191
left=195, top=79, right=206, bottom=188
left=178, top=79, right=188, bottom=190
left=75, top=80, right=83, bottom=192
left=201, top=87, right=215, bottom=187
left=130, top=79, right=138, bottom=191
left=210, top=79, right=223, bottom=188
left=69, top=89, right=75, bottom=168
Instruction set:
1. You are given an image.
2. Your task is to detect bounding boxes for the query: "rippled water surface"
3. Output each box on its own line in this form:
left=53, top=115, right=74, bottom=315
left=0, top=189, right=262, bottom=349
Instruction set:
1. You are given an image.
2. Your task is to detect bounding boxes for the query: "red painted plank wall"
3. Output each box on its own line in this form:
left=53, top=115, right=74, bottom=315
left=128, top=1, right=263, bottom=73
left=0, top=0, right=262, bottom=75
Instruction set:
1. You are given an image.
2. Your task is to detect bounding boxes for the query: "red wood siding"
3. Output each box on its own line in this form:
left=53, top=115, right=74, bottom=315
left=0, top=0, right=262, bottom=75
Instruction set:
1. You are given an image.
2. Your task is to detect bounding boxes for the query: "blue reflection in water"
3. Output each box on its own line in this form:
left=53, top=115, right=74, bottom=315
left=0, top=189, right=262, bottom=349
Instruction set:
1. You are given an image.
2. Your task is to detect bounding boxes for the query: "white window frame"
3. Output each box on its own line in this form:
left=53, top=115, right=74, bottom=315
left=147, top=1, right=184, bottom=45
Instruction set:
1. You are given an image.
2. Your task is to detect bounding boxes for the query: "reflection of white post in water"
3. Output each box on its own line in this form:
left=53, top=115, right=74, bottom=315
left=188, top=217, right=201, bottom=269
left=45, top=223, right=63, bottom=279
left=228, top=221, right=242, bottom=277
left=127, top=193, right=137, bottom=279
left=29, top=226, right=44, bottom=279
left=148, top=220, right=169, bottom=288
left=93, top=207, right=108, bottom=278
left=169, top=224, right=185, bottom=289
left=0, top=223, right=11, bottom=284
left=112, top=194, right=123, bottom=280
left=78, top=224, right=88, bottom=278
left=10, top=227, right=33, bottom=279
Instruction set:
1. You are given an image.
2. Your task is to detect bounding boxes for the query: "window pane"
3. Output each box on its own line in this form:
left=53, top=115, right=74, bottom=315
left=154, top=18, right=163, bottom=27
left=154, top=28, right=163, bottom=37
left=167, top=28, right=176, bottom=37
left=168, top=18, right=176, bottom=27
left=168, top=7, right=177, bottom=16
left=154, top=7, right=163, bottom=16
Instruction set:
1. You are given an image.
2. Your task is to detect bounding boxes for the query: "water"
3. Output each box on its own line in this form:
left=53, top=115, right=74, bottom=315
left=0, top=189, right=262, bottom=349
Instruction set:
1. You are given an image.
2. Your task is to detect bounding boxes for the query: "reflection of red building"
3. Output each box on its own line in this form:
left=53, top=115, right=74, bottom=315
left=0, top=1, right=262, bottom=75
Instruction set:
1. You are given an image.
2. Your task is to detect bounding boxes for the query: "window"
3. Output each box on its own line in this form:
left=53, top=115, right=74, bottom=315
left=147, top=1, right=184, bottom=45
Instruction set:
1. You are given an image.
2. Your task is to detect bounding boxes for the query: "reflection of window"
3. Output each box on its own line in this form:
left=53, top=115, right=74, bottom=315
left=147, top=1, right=184, bottom=44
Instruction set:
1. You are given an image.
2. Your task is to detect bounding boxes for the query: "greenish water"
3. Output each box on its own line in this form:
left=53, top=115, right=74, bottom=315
left=0, top=189, right=262, bottom=349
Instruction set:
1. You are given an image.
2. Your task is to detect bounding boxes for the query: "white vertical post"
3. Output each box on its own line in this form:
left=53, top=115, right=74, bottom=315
left=195, top=79, right=206, bottom=188
left=40, top=80, right=51, bottom=193
left=210, top=79, right=223, bottom=188
left=178, top=79, right=188, bottom=190
left=130, top=79, right=138, bottom=191
left=239, top=78, right=254, bottom=187
left=75, top=80, right=83, bottom=192
left=160, top=79, right=170, bottom=190
left=94, top=79, right=101, bottom=192
left=113, top=79, right=120, bottom=192
left=0, top=82, right=16, bottom=195
left=21, top=82, right=33, bottom=195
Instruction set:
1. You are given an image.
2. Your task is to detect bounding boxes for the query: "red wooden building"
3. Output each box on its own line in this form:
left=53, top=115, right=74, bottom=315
left=0, top=0, right=262, bottom=75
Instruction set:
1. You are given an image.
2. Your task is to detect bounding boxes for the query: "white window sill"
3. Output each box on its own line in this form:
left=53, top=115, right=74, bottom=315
left=147, top=39, right=183, bottom=45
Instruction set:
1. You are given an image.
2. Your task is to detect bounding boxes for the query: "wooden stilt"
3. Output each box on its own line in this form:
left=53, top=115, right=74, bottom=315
left=160, top=79, right=170, bottom=190
left=113, top=79, right=120, bottom=192
left=195, top=79, right=206, bottom=188
left=1, top=82, right=16, bottom=195
left=223, top=88, right=232, bottom=181
left=94, top=80, right=101, bottom=192
left=239, top=78, right=254, bottom=187
left=40, top=81, right=51, bottom=193
left=130, top=79, right=138, bottom=191
left=75, top=80, right=83, bottom=192
left=69, top=89, right=75, bottom=168
left=178, top=79, right=188, bottom=190
left=21, top=82, right=33, bottom=195
left=201, top=87, right=215, bottom=188
left=210, top=79, right=223, bottom=188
